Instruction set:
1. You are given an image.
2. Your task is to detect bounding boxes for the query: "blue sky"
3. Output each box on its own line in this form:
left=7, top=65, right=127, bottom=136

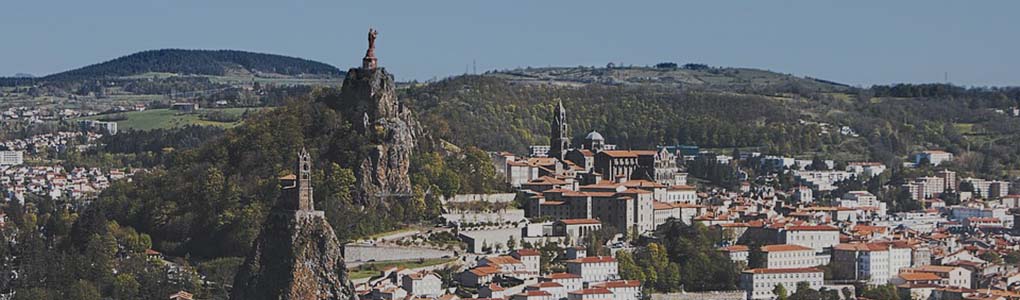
left=2, top=0, right=1017, bottom=86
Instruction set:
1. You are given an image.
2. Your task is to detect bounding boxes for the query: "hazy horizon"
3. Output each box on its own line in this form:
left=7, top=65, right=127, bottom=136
left=2, top=0, right=1018, bottom=87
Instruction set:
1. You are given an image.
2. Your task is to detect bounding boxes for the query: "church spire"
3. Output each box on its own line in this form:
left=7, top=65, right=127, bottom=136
left=550, top=100, right=569, bottom=161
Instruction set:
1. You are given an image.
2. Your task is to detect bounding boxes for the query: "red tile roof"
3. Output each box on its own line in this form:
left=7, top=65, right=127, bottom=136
left=668, top=185, right=697, bottom=191
left=833, top=243, right=890, bottom=252
left=514, top=249, right=541, bottom=256
left=593, top=280, right=642, bottom=288
left=601, top=151, right=639, bottom=158
left=618, top=188, right=652, bottom=194
left=558, top=219, right=601, bottom=225
left=761, top=244, right=813, bottom=252
left=720, top=245, right=749, bottom=252
left=469, top=266, right=501, bottom=276
left=568, top=288, right=613, bottom=295
left=653, top=201, right=675, bottom=210
left=483, top=256, right=523, bottom=265
left=786, top=225, right=839, bottom=231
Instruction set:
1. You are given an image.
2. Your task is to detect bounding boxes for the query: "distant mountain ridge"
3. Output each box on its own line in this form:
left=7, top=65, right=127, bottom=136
left=43, top=49, right=344, bottom=81
left=484, top=65, right=851, bottom=93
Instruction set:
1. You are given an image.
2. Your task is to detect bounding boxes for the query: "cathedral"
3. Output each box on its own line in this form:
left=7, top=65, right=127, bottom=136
left=530, top=100, right=682, bottom=187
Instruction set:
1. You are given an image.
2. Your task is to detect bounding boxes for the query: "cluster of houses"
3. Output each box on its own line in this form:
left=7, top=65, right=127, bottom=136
left=357, top=248, right=641, bottom=300
left=1, top=131, right=104, bottom=154
left=0, top=165, right=139, bottom=203
left=2, top=107, right=75, bottom=122
left=464, top=103, right=1020, bottom=300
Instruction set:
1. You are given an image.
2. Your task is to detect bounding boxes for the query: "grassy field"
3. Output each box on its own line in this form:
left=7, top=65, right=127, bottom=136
left=80, top=108, right=266, bottom=131
left=349, top=258, right=456, bottom=279
left=953, top=123, right=976, bottom=135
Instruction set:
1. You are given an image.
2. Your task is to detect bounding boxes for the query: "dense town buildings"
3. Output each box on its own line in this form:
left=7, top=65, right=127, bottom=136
left=470, top=103, right=1020, bottom=300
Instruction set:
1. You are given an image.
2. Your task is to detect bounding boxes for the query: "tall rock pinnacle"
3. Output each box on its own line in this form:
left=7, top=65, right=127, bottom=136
left=230, top=151, right=356, bottom=300
left=328, top=28, right=420, bottom=206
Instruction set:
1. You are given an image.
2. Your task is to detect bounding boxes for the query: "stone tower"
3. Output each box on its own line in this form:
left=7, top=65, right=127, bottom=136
left=230, top=150, right=353, bottom=300
left=550, top=100, right=570, bottom=161
left=297, top=148, right=314, bottom=211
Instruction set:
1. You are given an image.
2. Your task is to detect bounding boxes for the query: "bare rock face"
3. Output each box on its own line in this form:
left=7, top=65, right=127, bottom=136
left=230, top=213, right=356, bottom=300
left=332, top=67, right=420, bottom=205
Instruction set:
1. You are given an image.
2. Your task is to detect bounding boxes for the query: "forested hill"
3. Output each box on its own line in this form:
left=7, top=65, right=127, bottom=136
left=402, top=74, right=1020, bottom=177
left=43, top=49, right=344, bottom=81
left=484, top=65, right=852, bottom=93
left=401, top=75, right=819, bottom=155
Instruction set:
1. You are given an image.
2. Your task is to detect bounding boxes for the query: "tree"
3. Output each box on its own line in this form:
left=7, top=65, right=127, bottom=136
left=747, top=243, right=766, bottom=269
left=506, top=235, right=517, bottom=251
left=809, top=156, right=828, bottom=170
left=788, top=282, right=821, bottom=300
left=621, top=243, right=682, bottom=293
left=112, top=274, right=141, bottom=300
left=960, top=180, right=976, bottom=192
left=13, top=288, right=52, bottom=300
left=616, top=251, right=646, bottom=282
left=859, top=284, right=899, bottom=300
left=772, top=284, right=788, bottom=300
left=656, top=221, right=739, bottom=291
left=980, top=251, right=1003, bottom=264
left=539, top=241, right=563, bottom=273
left=66, top=280, right=101, bottom=300
left=1005, top=250, right=1020, bottom=265
left=942, top=190, right=961, bottom=206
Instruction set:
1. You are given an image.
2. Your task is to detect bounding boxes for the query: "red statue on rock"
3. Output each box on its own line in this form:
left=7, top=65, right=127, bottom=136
left=363, top=28, right=378, bottom=69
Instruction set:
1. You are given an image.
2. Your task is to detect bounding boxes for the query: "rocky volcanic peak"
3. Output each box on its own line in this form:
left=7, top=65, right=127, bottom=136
left=334, top=67, right=420, bottom=205
left=231, top=214, right=355, bottom=300
left=231, top=150, right=355, bottom=300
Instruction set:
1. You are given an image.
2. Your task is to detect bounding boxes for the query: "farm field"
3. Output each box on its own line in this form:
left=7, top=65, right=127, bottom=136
left=348, top=258, right=456, bottom=280
left=79, top=107, right=267, bottom=131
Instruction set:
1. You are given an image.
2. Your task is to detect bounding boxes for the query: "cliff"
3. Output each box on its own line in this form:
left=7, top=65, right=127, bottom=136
left=230, top=150, right=356, bottom=300
left=230, top=213, right=356, bottom=300
left=331, top=67, right=422, bottom=206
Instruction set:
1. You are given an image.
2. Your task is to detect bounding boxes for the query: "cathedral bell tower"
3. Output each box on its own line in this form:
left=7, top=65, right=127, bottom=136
left=549, top=100, right=570, bottom=161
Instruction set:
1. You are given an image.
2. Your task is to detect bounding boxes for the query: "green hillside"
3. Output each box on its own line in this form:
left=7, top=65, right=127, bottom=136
left=485, top=65, right=851, bottom=93
left=80, top=108, right=265, bottom=131
left=404, top=74, right=1020, bottom=177
left=43, top=49, right=344, bottom=82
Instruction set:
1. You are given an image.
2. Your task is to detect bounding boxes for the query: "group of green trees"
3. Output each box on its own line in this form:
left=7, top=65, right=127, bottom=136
left=772, top=282, right=851, bottom=300
left=91, top=92, right=491, bottom=259
left=617, top=221, right=740, bottom=293
left=616, top=243, right=681, bottom=292
left=0, top=87, right=506, bottom=298
left=1, top=196, right=201, bottom=300
left=686, top=154, right=740, bottom=190
left=401, top=76, right=824, bottom=155
left=411, top=147, right=506, bottom=199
